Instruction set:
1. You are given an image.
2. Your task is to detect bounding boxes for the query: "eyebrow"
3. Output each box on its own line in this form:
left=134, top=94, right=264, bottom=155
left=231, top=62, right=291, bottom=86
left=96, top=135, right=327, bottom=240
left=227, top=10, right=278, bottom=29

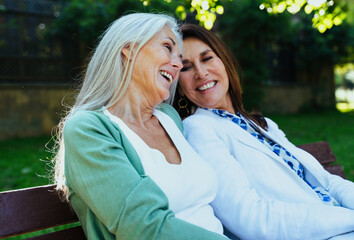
left=182, top=49, right=212, bottom=64
left=167, top=37, right=182, bottom=59
left=168, top=37, right=176, bottom=45
left=200, top=49, right=212, bottom=57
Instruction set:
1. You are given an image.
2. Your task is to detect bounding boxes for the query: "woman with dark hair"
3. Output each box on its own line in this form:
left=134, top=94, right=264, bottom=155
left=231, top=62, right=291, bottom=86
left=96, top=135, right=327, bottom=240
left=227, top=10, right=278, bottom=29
left=174, top=24, right=354, bottom=240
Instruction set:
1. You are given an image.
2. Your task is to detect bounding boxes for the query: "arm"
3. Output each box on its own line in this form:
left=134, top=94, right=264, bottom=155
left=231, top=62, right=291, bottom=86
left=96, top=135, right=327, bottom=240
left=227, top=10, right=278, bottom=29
left=64, top=111, right=228, bottom=240
left=265, top=117, right=354, bottom=210
left=327, top=173, right=354, bottom=210
left=183, top=117, right=354, bottom=240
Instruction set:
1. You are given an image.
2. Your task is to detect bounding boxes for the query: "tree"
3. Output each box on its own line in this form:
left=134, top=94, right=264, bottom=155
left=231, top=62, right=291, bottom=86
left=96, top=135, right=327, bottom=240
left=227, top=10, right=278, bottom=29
left=143, top=0, right=349, bottom=33
left=214, top=0, right=353, bottom=111
left=51, top=0, right=353, bottom=111
left=51, top=0, right=178, bottom=64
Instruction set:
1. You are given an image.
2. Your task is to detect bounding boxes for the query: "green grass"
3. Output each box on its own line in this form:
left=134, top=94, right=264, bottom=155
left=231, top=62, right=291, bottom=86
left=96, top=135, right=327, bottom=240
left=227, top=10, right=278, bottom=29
left=268, top=110, right=354, bottom=182
left=0, top=136, right=80, bottom=240
left=0, top=136, right=54, bottom=192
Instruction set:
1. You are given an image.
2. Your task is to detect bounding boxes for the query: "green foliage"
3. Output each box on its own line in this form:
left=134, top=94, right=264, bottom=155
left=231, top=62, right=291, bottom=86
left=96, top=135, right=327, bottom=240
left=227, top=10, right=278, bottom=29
left=216, top=0, right=295, bottom=110
left=260, top=0, right=348, bottom=33
left=50, top=0, right=353, bottom=112
left=212, top=0, right=353, bottom=111
left=51, top=0, right=177, bottom=62
left=293, top=12, right=354, bottom=66
left=142, top=0, right=226, bottom=30
left=0, top=4, right=6, bottom=12
left=142, top=0, right=348, bottom=33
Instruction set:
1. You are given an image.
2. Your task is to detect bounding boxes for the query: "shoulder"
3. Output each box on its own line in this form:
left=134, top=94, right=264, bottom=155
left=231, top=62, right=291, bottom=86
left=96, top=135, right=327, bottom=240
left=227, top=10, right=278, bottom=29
left=264, top=117, right=279, bottom=129
left=157, top=103, right=183, bottom=131
left=183, top=108, right=220, bottom=128
left=183, top=109, right=223, bottom=138
left=65, top=110, right=105, bottom=129
left=264, top=117, right=286, bottom=138
left=64, top=110, right=114, bottom=137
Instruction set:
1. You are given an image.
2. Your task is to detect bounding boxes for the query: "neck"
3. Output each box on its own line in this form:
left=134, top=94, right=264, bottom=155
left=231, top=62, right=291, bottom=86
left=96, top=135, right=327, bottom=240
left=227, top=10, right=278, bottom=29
left=108, top=86, right=158, bottom=126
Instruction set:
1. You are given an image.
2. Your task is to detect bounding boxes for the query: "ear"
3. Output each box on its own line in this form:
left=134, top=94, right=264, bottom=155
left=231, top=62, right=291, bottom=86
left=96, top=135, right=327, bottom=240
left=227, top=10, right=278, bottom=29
left=121, top=43, right=133, bottom=60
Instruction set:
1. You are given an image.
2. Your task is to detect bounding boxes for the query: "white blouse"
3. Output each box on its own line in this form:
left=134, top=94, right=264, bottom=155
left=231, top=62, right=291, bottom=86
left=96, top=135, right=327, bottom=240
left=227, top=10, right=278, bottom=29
left=103, top=108, right=223, bottom=235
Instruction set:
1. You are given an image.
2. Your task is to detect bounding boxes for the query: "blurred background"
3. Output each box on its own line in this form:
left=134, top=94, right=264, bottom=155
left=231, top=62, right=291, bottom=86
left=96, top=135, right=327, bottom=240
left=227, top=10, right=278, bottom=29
left=0, top=0, right=353, bottom=192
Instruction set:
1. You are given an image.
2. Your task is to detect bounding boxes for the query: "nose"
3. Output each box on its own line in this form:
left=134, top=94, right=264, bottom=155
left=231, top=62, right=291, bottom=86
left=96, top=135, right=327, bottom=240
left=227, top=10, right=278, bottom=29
left=171, top=54, right=183, bottom=70
left=195, top=64, right=208, bottom=80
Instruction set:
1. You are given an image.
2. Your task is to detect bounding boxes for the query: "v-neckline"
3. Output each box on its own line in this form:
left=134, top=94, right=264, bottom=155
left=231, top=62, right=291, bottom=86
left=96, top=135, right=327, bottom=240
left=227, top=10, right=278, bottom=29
left=103, top=108, right=183, bottom=166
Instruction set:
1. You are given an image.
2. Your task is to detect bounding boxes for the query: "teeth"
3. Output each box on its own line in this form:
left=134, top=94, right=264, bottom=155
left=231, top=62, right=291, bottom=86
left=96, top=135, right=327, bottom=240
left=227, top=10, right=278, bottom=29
left=160, top=71, right=173, bottom=83
left=198, top=81, right=216, bottom=91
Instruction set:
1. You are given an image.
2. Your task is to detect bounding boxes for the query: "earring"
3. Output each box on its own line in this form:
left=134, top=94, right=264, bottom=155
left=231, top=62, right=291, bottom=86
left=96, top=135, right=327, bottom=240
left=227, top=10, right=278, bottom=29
left=178, top=95, right=190, bottom=117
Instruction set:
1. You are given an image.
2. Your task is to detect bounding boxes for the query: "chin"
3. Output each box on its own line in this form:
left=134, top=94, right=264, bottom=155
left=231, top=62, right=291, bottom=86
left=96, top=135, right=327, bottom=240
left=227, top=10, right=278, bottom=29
left=162, top=96, right=170, bottom=101
left=162, top=91, right=171, bottom=100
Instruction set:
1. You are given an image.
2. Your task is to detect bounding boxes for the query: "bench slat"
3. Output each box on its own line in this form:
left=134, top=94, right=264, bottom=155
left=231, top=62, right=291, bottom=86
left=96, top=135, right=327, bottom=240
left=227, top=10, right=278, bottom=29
left=0, top=185, right=79, bottom=238
left=297, top=141, right=346, bottom=178
left=325, top=164, right=346, bottom=179
left=297, top=141, right=337, bottom=166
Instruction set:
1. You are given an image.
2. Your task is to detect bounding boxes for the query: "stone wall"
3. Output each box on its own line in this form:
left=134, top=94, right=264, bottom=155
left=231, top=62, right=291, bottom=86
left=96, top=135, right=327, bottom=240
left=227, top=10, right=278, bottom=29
left=0, top=85, right=73, bottom=140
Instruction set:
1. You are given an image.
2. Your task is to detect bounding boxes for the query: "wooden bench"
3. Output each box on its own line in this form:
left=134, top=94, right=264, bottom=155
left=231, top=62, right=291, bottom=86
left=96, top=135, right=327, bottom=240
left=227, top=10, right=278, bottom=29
left=297, top=141, right=346, bottom=179
left=0, top=141, right=346, bottom=239
left=0, top=184, right=86, bottom=240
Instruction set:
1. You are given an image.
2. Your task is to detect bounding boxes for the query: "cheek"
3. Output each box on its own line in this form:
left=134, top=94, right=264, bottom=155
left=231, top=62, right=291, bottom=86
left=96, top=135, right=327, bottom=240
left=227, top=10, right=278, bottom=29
left=179, top=73, right=193, bottom=89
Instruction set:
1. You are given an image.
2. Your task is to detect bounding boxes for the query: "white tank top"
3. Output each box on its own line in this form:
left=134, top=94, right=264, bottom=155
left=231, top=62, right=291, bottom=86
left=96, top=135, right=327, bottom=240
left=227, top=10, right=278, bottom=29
left=103, top=108, right=223, bottom=235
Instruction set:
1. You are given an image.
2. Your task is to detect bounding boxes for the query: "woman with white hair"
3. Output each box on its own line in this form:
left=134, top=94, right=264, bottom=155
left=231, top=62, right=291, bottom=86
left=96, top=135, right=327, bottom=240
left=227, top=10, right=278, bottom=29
left=52, top=13, right=228, bottom=240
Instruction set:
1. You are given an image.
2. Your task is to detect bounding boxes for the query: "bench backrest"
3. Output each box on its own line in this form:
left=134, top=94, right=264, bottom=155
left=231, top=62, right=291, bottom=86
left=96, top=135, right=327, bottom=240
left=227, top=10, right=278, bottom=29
left=0, top=184, right=86, bottom=239
left=297, top=141, right=346, bottom=179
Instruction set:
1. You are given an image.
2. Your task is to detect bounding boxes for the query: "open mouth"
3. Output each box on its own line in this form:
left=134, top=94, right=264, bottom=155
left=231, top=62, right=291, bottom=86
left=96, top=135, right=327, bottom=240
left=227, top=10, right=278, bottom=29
left=160, top=71, right=173, bottom=83
left=197, top=81, right=216, bottom=91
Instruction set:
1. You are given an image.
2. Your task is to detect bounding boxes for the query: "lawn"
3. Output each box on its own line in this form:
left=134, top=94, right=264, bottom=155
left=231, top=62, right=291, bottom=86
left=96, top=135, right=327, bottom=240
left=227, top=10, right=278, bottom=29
left=0, top=136, right=54, bottom=192
left=268, top=110, right=354, bottom=181
left=0, top=110, right=353, bottom=193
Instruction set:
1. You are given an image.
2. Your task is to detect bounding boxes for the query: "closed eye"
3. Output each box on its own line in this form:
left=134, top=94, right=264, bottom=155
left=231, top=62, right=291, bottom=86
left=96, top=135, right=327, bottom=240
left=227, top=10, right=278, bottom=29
left=181, top=65, right=191, bottom=72
left=164, top=43, right=172, bottom=52
left=202, top=56, right=213, bottom=62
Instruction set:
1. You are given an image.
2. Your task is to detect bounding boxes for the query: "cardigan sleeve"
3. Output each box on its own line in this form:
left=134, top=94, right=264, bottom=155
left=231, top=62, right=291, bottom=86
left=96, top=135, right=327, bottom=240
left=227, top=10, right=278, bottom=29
left=183, top=115, right=354, bottom=240
left=64, top=111, right=228, bottom=240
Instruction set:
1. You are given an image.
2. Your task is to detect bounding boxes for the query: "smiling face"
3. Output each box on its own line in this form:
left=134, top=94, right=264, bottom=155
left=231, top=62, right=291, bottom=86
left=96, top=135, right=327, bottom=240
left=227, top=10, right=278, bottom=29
left=178, top=37, right=234, bottom=113
left=128, top=25, right=182, bottom=105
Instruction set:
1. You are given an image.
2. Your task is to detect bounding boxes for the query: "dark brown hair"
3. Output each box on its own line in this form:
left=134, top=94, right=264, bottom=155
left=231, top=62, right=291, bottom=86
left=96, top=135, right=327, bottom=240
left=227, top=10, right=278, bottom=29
left=175, top=24, right=267, bottom=129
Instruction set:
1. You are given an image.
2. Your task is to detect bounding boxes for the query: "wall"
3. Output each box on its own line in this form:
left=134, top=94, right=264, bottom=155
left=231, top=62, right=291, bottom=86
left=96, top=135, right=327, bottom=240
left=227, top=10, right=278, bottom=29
left=260, top=85, right=312, bottom=114
left=0, top=85, right=73, bottom=140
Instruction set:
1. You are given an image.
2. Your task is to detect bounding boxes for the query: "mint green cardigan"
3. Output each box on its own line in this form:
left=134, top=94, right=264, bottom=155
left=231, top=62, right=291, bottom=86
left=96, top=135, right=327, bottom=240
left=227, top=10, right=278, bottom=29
left=63, top=103, right=228, bottom=240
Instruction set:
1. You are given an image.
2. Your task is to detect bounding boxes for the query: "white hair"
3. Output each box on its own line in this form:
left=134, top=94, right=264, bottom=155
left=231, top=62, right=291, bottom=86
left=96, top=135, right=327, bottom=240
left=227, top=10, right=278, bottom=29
left=52, top=13, right=182, bottom=199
